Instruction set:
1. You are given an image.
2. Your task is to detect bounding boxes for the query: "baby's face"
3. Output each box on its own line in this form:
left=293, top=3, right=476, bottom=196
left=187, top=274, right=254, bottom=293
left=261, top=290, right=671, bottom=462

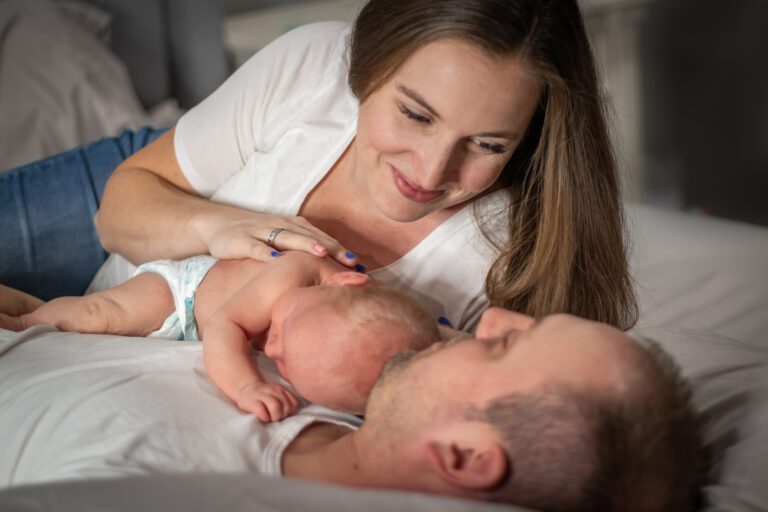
left=264, top=285, right=393, bottom=412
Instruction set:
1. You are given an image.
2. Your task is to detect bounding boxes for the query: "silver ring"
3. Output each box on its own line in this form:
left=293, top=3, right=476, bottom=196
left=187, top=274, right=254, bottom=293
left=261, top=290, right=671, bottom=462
left=266, top=227, right=284, bottom=245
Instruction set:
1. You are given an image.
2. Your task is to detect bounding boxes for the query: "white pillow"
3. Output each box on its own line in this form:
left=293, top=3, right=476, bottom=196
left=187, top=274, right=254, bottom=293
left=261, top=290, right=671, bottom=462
left=630, top=326, right=768, bottom=510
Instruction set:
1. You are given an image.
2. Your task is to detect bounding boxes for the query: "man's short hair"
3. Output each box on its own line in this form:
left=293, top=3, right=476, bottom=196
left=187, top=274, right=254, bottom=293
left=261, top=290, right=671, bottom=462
left=470, top=339, right=706, bottom=512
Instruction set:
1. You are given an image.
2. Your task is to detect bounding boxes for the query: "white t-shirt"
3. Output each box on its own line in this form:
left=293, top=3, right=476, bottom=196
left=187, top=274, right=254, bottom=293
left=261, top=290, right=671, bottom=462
left=0, top=327, right=361, bottom=488
left=174, top=21, right=508, bottom=332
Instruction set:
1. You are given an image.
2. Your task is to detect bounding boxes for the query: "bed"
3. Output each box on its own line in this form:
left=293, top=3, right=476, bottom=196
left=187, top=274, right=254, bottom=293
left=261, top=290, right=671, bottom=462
left=1, top=2, right=767, bottom=511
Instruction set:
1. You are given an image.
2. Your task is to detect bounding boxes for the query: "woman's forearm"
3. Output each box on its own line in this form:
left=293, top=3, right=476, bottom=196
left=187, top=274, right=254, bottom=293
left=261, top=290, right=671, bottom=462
left=94, top=126, right=357, bottom=267
left=95, top=167, right=244, bottom=264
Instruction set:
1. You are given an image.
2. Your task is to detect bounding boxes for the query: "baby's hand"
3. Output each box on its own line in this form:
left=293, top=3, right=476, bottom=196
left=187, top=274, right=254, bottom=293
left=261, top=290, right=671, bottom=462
left=236, top=382, right=299, bottom=422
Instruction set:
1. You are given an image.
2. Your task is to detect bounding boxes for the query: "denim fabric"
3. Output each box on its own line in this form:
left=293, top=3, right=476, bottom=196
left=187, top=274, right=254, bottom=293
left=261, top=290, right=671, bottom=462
left=0, top=127, right=167, bottom=300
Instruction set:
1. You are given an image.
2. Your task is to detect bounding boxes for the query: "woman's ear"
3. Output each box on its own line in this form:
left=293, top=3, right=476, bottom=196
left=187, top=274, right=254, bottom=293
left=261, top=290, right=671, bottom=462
left=328, top=271, right=370, bottom=287
left=425, top=428, right=508, bottom=491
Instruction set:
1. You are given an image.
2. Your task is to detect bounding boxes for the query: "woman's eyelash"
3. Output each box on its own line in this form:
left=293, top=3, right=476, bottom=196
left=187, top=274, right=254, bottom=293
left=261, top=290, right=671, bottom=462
left=399, top=104, right=506, bottom=154
left=399, top=105, right=432, bottom=125
left=476, top=141, right=507, bottom=154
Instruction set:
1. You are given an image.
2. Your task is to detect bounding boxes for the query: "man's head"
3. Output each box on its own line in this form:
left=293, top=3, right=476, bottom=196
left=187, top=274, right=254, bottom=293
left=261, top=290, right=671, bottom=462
left=265, top=273, right=439, bottom=413
left=358, top=309, right=704, bottom=512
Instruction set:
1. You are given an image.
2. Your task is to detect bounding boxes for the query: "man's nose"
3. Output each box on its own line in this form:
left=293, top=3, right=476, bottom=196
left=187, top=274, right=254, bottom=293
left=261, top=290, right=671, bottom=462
left=476, top=308, right=535, bottom=339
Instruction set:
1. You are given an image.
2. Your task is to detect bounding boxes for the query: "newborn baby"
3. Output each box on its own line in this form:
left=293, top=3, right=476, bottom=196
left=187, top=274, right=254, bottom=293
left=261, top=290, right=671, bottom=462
left=3, top=251, right=439, bottom=421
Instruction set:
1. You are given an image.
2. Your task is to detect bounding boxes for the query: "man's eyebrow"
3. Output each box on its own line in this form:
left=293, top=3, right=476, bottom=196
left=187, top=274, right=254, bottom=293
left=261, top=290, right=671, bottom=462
left=396, top=85, right=442, bottom=120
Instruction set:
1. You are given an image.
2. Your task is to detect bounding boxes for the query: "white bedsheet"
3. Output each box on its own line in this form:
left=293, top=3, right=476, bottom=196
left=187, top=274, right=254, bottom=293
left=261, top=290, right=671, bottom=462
left=0, top=328, right=307, bottom=486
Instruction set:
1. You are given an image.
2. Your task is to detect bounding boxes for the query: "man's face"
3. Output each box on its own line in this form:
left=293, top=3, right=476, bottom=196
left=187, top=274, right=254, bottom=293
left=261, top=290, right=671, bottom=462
left=366, top=309, right=639, bottom=426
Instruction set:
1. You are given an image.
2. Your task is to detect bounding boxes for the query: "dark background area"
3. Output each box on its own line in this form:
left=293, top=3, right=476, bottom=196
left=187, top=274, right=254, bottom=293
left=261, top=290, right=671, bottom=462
left=639, top=0, right=768, bottom=227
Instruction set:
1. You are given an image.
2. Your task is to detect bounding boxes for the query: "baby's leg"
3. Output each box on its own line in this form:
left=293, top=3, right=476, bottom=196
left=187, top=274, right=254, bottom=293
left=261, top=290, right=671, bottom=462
left=0, top=284, right=44, bottom=315
left=19, top=273, right=174, bottom=336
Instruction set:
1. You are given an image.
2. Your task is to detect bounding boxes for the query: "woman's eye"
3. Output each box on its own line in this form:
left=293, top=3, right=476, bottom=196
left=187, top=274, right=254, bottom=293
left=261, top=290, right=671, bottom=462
left=399, top=105, right=432, bottom=125
left=476, top=140, right=507, bottom=154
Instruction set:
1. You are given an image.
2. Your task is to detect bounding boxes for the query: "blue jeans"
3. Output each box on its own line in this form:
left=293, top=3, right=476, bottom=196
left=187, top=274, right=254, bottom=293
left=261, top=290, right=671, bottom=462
left=0, top=127, right=167, bottom=300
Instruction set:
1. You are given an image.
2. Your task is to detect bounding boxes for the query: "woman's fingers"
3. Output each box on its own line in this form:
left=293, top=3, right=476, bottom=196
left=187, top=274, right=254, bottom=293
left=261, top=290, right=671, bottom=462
left=259, top=223, right=361, bottom=269
left=203, top=212, right=362, bottom=268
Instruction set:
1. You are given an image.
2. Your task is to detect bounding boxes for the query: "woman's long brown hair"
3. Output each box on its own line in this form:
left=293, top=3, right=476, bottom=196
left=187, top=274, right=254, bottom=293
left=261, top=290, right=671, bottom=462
left=349, top=0, right=637, bottom=329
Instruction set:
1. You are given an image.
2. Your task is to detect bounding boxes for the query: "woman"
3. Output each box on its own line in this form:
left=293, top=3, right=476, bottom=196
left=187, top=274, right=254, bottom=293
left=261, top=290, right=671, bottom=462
left=22, top=0, right=639, bottom=331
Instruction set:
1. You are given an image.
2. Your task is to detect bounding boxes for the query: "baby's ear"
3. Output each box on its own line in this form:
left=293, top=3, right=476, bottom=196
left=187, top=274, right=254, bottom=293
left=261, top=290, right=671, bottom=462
left=329, top=271, right=370, bottom=287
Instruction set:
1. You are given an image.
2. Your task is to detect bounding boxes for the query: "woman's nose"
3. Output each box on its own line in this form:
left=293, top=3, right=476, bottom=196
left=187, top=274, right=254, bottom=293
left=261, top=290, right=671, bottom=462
left=476, top=308, right=535, bottom=339
left=415, top=141, right=460, bottom=190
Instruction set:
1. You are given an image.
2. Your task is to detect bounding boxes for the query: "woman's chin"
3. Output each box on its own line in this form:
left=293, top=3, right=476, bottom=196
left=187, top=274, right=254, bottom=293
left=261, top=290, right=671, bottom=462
left=370, top=194, right=440, bottom=223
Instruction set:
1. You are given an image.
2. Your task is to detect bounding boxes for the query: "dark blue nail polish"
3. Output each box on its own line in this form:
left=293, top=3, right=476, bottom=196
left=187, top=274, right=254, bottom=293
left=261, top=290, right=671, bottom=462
left=438, top=316, right=452, bottom=326
left=354, top=263, right=367, bottom=273
left=345, top=251, right=357, bottom=260
left=271, top=251, right=280, bottom=257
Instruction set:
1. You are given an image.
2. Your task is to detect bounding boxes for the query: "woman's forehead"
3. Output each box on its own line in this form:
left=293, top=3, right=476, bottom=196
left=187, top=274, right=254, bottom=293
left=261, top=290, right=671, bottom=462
left=389, top=39, right=542, bottom=126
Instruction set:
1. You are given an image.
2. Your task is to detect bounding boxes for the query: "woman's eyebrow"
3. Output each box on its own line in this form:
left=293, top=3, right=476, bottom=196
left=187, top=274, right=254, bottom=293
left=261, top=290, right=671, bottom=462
left=396, top=85, right=442, bottom=120
left=396, top=84, right=519, bottom=140
left=475, top=129, right=519, bottom=139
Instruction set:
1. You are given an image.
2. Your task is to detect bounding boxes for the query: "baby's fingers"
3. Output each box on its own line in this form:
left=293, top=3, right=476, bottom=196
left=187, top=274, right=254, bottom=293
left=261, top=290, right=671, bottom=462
left=249, top=402, right=271, bottom=423
left=260, top=393, right=292, bottom=422
left=281, top=388, right=300, bottom=414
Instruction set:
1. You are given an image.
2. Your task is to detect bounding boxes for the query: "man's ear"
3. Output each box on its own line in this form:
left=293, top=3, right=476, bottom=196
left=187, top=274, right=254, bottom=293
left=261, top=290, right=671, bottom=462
left=425, top=430, right=508, bottom=491
left=328, top=271, right=370, bottom=287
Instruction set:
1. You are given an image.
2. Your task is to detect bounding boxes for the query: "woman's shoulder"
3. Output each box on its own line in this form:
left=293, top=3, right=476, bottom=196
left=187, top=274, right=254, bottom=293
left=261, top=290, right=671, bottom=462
left=276, top=21, right=349, bottom=47
left=243, top=21, right=350, bottom=79
left=232, top=21, right=353, bottom=128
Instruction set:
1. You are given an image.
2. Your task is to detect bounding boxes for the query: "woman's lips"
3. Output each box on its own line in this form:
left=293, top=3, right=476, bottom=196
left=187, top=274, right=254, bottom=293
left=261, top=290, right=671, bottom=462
left=391, top=166, right=444, bottom=203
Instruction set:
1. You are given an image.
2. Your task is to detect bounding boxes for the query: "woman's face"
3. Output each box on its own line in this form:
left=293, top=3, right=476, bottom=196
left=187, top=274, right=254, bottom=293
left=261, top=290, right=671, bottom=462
left=353, top=38, right=542, bottom=223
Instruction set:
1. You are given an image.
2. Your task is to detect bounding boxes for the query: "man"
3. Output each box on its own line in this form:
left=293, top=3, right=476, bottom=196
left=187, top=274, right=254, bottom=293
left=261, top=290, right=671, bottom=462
left=0, top=309, right=703, bottom=511
left=280, top=309, right=705, bottom=512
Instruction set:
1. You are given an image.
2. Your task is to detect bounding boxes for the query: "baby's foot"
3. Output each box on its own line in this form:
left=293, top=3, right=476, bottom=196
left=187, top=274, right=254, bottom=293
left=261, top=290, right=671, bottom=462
left=0, top=313, right=23, bottom=332
left=236, top=382, right=299, bottom=422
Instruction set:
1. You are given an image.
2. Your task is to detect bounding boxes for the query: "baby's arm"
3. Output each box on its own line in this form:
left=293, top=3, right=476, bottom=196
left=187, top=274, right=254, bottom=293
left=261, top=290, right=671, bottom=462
left=202, top=311, right=298, bottom=422
left=201, top=253, right=320, bottom=422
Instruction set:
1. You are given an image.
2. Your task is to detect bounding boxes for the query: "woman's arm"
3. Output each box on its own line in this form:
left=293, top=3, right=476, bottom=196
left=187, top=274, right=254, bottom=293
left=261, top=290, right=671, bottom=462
left=95, top=128, right=357, bottom=266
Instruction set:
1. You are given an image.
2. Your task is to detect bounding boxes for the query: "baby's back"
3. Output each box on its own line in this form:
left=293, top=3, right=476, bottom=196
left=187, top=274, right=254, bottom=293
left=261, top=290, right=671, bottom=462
left=194, top=252, right=348, bottom=327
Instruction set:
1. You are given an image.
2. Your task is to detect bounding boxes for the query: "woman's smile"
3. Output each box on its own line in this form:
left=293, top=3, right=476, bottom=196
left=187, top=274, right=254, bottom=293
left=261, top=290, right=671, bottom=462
left=390, top=165, right=444, bottom=203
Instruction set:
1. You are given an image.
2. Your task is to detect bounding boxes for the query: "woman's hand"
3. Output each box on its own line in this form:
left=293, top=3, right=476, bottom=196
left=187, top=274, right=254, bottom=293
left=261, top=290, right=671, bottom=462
left=192, top=210, right=361, bottom=268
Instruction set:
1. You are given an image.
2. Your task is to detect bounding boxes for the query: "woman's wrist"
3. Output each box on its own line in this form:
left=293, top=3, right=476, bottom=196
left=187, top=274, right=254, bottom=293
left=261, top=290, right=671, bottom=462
left=188, top=210, right=219, bottom=251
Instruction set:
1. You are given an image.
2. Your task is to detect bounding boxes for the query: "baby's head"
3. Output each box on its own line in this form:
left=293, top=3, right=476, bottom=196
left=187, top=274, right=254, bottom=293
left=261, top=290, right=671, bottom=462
left=265, top=272, right=440, bottom=413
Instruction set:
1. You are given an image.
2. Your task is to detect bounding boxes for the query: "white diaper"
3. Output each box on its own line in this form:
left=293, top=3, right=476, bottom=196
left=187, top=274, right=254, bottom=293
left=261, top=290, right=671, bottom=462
left=134, top=255, right=218, bottom=341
